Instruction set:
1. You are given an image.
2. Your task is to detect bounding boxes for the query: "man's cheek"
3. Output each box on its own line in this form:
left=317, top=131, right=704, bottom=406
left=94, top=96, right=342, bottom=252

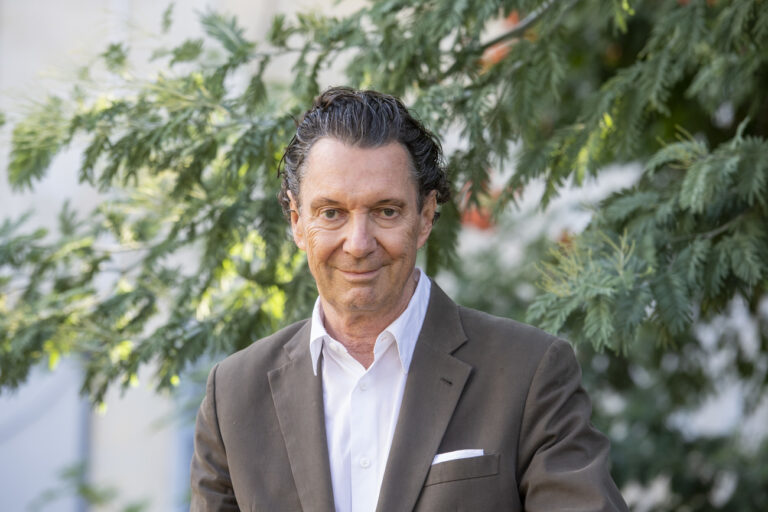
left=304, top=227, right=328, bottom=253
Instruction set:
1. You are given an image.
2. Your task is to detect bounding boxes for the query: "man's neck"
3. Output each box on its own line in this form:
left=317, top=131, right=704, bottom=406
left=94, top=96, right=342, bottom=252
left=321, top=270, right=419, bottom=368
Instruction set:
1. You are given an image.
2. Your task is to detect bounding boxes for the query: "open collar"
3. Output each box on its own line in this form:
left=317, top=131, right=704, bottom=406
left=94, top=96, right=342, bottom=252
left=308, top=267, right=431, bottom=375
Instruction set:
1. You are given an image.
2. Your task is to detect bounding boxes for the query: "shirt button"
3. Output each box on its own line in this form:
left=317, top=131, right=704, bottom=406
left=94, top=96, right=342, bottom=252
left=359, top=457, right=371, bottom=469
left=359, top=382, right=368, bottom=391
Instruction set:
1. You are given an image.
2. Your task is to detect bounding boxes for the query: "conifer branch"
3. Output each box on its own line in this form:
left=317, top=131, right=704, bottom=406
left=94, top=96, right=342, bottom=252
left=670, top=213, right=745, bottom=243
left=699, top=215, right=743, bottom=240
left=440, top=0, right=576, bottom=79
left=479, top=0, right=572, bottom=51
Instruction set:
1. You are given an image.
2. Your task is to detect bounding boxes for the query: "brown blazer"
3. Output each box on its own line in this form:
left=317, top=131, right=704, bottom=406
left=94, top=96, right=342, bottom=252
left=190, top=281, right=628, bottom=511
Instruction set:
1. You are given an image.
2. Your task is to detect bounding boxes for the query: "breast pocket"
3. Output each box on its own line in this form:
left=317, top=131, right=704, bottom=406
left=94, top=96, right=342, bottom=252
left=424, top=453, right=500, bottom=486
left=417, top=454, right=507, bottom=511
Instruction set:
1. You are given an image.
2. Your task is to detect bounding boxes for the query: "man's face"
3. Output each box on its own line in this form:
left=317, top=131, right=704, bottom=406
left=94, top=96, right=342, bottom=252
left=289, top=137, right=436, bottom=319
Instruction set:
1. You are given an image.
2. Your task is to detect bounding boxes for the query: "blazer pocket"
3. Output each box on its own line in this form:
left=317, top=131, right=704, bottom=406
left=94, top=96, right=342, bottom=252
left=424, top=453, right=500, bottom=487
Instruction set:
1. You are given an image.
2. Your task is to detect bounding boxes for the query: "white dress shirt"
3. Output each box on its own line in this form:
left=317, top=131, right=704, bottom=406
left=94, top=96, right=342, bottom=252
left=309, top=268, right=431, bottom=512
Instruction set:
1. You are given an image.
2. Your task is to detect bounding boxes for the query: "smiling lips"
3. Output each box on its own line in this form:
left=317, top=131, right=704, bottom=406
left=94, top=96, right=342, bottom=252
left=338, top=268, right=380, bottom=280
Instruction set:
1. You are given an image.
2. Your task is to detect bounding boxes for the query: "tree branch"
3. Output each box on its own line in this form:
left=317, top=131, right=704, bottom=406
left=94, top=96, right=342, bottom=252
left=440, top=0, right=576, bottom=80
left=480, top=0, right=572, bottom=52
left=670, top=213, right=745, bottom=243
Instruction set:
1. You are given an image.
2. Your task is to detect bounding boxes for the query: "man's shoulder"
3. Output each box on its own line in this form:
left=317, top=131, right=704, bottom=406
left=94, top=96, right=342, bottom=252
left=215, top=318, right=310, bottom=375
left=427, top=281, right=565, bottom=364
left=454, top=303, right=564, bottom=364
left=458, top=303, right=558, bottom=343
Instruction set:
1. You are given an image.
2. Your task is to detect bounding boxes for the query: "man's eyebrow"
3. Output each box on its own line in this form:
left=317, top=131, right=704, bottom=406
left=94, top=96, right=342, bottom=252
left=309, top=198, right=342, bottom=209
left=308, top=198, right=409, bottom=209
left=372, top=198, right=407, bottom=208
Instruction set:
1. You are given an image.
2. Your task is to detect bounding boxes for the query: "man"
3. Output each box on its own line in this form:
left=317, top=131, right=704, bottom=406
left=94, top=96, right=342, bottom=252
left=190, top=87, right=628, bottom=511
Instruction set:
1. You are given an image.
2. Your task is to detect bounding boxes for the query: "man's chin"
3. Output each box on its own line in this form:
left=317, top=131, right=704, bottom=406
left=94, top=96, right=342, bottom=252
left=342, top=293, right=381, bottom=312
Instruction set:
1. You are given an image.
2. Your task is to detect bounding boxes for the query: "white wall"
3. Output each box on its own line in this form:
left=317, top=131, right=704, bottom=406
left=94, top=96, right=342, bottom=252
left=0, top=361, right=88, bottom=512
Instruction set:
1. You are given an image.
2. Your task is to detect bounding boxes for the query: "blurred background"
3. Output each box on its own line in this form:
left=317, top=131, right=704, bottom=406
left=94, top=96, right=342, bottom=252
left=2, top=1, right=767, bottom=510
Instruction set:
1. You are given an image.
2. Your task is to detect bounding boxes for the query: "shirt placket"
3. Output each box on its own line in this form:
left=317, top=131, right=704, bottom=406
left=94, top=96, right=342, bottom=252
left=349, top=332, right=397, bottom=512
left=348, top=369, right=378, bottom=512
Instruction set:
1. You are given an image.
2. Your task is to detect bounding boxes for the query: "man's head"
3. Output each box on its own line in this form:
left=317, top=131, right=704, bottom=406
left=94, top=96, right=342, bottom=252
left=279, top=87, right=450, bottom=322
left=278, top=87, right=450, bottom=220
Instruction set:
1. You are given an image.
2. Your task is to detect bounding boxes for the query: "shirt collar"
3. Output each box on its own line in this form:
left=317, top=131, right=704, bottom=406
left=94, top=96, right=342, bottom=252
left=309, top=267, right=431, bottom=376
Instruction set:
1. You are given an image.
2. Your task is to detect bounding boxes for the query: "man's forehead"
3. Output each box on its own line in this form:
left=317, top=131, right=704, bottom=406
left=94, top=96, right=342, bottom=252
left=302, top=138, right=413, bottom=179
left=305, top=136, right=408, bottom=159
left=296, top=138, right=418, bottom=204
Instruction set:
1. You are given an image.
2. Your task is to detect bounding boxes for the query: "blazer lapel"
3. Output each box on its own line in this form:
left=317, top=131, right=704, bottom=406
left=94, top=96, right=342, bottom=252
left=375, top=282, right=472, bottom=512
left=268, top=323, right=335, bottom=512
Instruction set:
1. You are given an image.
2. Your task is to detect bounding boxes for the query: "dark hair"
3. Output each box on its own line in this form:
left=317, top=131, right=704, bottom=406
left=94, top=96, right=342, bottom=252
left=278, top=87, right=450, bottom=221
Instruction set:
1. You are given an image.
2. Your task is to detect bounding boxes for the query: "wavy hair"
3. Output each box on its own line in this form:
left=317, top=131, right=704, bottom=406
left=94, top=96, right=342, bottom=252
left=278, top=87, right=450, bottom=221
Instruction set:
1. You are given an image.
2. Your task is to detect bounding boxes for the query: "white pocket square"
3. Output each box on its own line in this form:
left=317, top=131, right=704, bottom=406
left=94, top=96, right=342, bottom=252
left=431, top=449, right=485, bottom=465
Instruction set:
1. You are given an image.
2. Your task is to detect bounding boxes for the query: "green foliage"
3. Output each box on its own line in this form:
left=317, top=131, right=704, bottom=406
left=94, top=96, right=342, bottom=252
left=1, top=12, right=312, bottom=403
left=456, top=204, right=768, bottom=511
left=8, top=96, right=69, bottom=190
left=169, top=39, right=205, bottom=66
left=528, top=230, right=653, bottom=351
left=101, top=43, right=129, bottom=73
left=200, top=10, right=256, bottom=66
left=161, top=3, right=174, bottom=34
left=532, top=123, right=768, bottom=348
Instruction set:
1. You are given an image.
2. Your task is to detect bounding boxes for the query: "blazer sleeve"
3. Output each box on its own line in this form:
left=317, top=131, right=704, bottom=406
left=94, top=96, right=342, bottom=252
left=517, top=339, right=628, bottom=511
left=190, top=363, right=241, bottom=512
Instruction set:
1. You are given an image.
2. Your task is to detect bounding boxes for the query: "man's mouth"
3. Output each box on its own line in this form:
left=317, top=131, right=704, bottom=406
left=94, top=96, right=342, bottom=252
left=338, top=268, right=380, bottom=280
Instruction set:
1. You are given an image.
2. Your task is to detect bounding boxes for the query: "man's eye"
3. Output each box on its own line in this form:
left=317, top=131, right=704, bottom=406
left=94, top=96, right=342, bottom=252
left=321, top=209, right=339, bottom=220
left=380, top=208, right=397, bottom=218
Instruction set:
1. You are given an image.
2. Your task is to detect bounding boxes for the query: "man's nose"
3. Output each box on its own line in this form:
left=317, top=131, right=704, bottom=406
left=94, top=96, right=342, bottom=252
left=343, top=213, right=377, bottom=257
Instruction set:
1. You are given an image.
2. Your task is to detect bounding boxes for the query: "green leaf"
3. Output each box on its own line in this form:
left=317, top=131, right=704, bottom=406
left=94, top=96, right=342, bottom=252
left=170, top=38, right=204, bottom=65
left=584, top=298, right=615, bottom=351
left=8, top=97, right=68, bottom=189
left=726, top=231, right=765, bottom=287
left=242, top=69, right=267, bottom=113
left=651, top=272, right=691, bottom=335
left=424, top=199, right=459, bottom=277
left=162, top=3, right=174, bottom=33
left=267, top=14, right=291, bottom=48
left=610, top=0, right=636, bottom=32
left=679, top=150, right=739, bottom=214
left=735, top=137, right=768, bottom=207
left=199, top=10, right=254, bottom=65
left=685, top=238, right=711, bottom=286
left=645, top=139, right=707, bottom=174
left=101, top=43, right=129, bottom=72
left=603, top=190, right=659, bottom=224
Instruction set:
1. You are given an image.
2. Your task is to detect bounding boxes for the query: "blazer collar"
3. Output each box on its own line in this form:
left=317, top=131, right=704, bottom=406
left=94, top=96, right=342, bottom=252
left=268, top=321, right=336, bottom=512
left=375, top=281, right=472, bottom=512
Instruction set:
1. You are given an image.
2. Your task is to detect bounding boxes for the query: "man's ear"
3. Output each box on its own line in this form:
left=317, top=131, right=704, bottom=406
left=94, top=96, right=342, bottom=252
left=417, top=190, right=438, bottom=249
left=288, top=191, right=306, bottom=251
